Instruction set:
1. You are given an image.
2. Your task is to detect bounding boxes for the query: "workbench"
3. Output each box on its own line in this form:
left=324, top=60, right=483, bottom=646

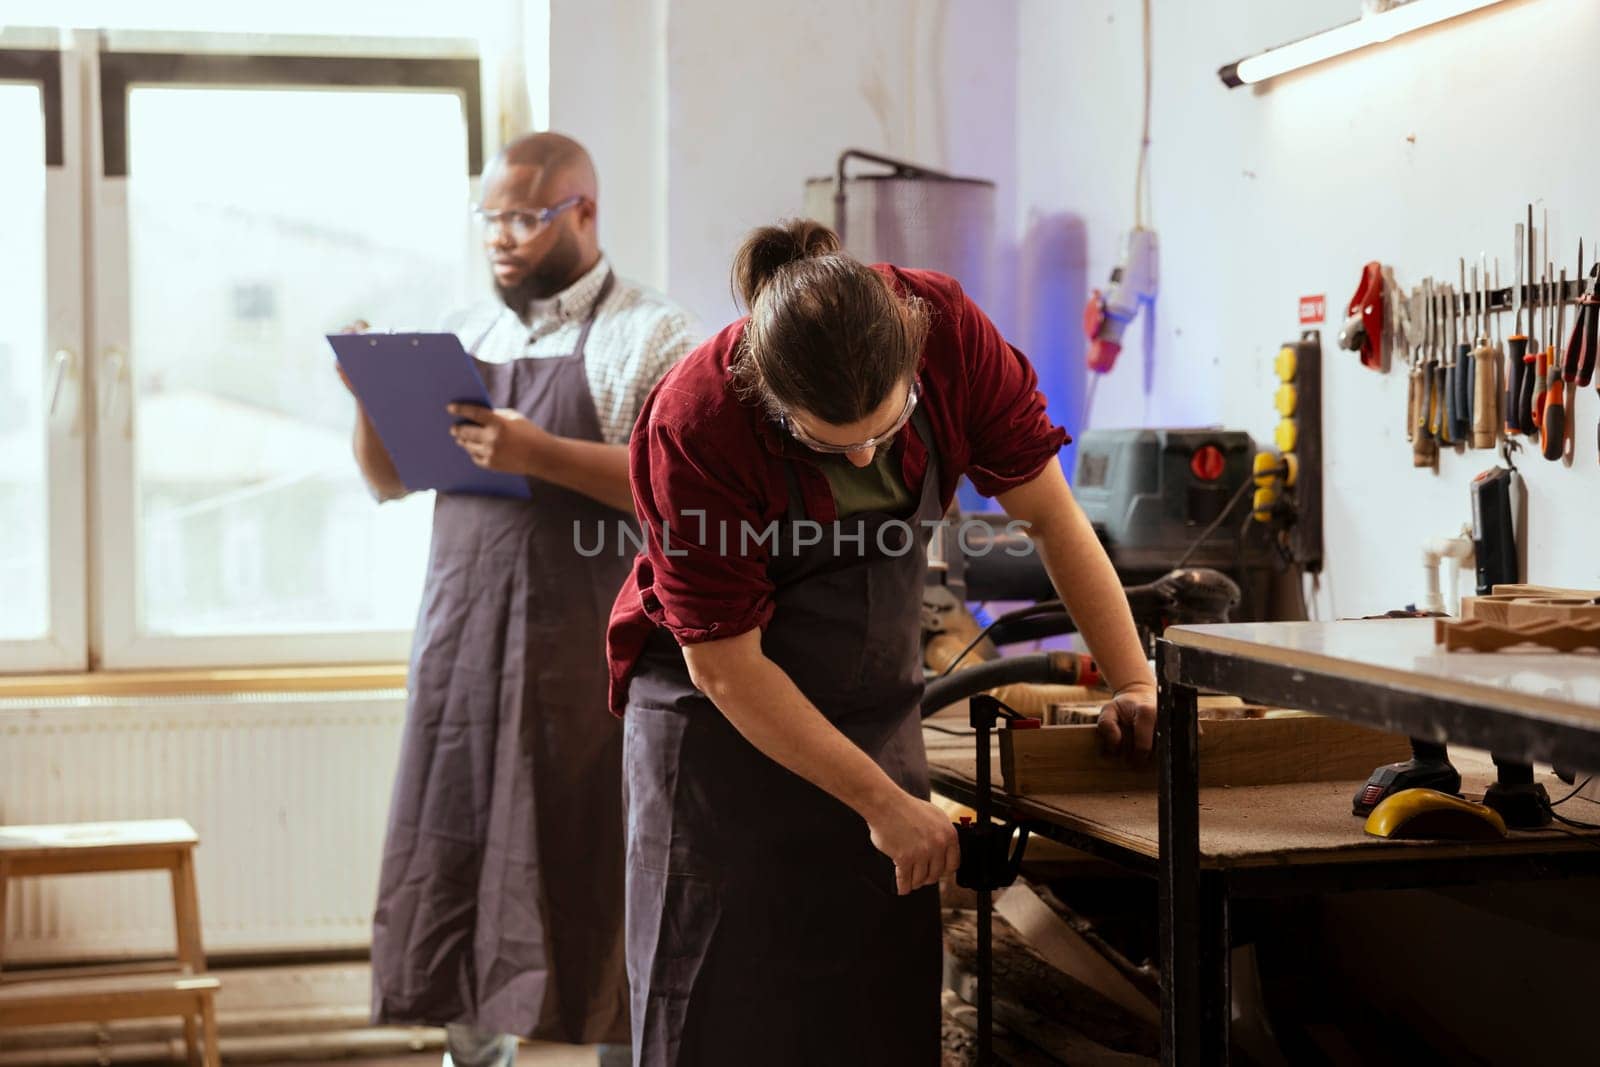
left=925, top=618, right=1600, bottom=1067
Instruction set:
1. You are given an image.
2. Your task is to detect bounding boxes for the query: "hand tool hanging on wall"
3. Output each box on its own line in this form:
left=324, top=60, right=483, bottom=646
left=1515, top=208, right=1541, bottom=434
left=1433, top=279, right=1446, bottom=441
left=1452, top=281, right=1465, bottom=444
left=1405, top=300, right=1418, bottom=445
left=1543, top=257, right=1572, bottom=461
left=1339, top=261, right=1385, bottom=370
left=1562, top=255, right=1599, bottom=389
left=1517, top=263, right=1542, bottom=434
left=1432, top=281, right=1448, bottom=442
left=1454, top=261, right=1474, bottom=443
left=1505, top=221, right=1528, bottom=436
left=1472, top=258, right=1499, bottom=448
left=1414, top=279, right=1439, bottom=467
left=1533, top=253, right=1553, bottom=432
left=1533, top=217, right=1553, bottom=431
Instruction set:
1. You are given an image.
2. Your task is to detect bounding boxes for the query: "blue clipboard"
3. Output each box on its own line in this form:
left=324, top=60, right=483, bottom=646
left=327, top=332, right=531, bottom=500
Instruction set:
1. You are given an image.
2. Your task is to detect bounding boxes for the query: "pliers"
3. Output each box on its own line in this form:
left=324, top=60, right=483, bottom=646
left=1562, top=261, right=1600, bottom=388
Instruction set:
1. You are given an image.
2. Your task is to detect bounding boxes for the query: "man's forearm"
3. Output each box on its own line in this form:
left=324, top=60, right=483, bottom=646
left=353, top=412, right=407, bottom=502
left=1033, top=509, right=1154, bottom=693
left=530, top=437, right=634, bottom=513
left=998, top=462, right=1155, bottom=694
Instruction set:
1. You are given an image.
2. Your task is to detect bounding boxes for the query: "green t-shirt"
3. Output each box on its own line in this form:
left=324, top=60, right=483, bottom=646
left=817, top=441, right=916, bottom=517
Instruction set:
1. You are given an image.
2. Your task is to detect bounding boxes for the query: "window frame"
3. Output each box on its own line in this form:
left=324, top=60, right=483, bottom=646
left=84, top=32, right=486, bottom=669
left=0, top=42, right=90, bottom=673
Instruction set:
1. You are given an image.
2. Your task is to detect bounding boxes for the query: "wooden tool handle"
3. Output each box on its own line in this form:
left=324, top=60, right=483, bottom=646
left=1472, top=346, right=1498, bottom=448
left=1405, top=368, right=1418, bottom=444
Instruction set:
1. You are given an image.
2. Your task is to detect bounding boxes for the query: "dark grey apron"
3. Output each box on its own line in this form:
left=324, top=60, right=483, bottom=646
left=623, top=407, right=945, bottom=1066
left=372, top=274, right=632, bottom=1045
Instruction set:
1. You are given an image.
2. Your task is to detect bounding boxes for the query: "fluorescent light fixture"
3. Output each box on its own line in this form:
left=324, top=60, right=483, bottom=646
left=1219, top=0, right=1508, bottom=88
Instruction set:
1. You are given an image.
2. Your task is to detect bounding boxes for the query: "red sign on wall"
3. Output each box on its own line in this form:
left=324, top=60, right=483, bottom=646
left=1299, top=294, right=1326, bottom=324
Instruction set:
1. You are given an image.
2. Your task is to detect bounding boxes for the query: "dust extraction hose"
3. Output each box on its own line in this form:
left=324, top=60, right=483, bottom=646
left=919, top=652, right=1090, bottom=719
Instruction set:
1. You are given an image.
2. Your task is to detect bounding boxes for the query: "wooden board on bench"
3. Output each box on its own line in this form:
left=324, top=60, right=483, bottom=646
left=998, top=713, right=1411, bottom=795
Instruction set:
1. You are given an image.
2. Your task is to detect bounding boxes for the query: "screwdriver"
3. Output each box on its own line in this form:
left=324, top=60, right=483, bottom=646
left=1562, top=250, right=1599, bottom=388
left=1533, top=257, right=1553, bottom=432
left=1404, top=285, right=1418, bottom=445
left=1428, top=279, right=1446, bottom=442
left=1413, top=279, right=1438, bottom=467
left=1516, top=256, right=1542, bottom=433
left=1472, top=257, right=1498, bottom=448
left=1505, top=219, right=1528, bottom=435
left=1518, top=208, right=1542, bottom=434
left=1543, top=259, right=1569, bottom=461
left=1455, top=260, right=1474, bottom=442
left=1442, top=283, right=1460, bottom=444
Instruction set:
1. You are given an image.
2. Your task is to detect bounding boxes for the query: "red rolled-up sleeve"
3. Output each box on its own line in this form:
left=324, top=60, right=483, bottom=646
left=632, top=409, right=776, bottom=646
left=955, top=286, right=1069, bottom=496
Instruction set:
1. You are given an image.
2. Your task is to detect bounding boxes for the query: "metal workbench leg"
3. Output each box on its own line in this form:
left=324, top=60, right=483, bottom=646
left=1159, top=673, right=1204, bottom=1065
left=1198, top=871, right=1231, bottom=1065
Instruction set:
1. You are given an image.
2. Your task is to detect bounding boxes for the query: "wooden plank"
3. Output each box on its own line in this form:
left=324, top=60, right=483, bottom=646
left=0, top=972, right=219, bottom=1030
left=171, top=851, right=207, bottom=973
left=995, top=881, right=1158, bottom=1025
left=6, top=851, right=181, bottom=877
left=0, top=960, right=186, bottom=985
left=998, top=714, right=1410, bottom=795
left=0, top=820, right=197, bottom=856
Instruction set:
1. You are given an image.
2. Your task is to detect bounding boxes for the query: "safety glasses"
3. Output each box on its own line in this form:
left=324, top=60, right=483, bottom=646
left=780, top=379, right=920, bottom=455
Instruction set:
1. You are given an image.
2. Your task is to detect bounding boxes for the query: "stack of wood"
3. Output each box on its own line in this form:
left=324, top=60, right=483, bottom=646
left=940, top=881, right=1159, bottom=1066
left=1436, top=583, right=1600, bottom=652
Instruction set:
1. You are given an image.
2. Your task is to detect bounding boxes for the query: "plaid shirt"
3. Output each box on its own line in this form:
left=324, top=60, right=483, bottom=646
left=445, top=257, right=700, bottom=445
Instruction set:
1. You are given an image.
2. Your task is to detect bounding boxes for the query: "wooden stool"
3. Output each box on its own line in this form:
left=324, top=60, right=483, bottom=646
left=0, top=819, right=219, bottom=1066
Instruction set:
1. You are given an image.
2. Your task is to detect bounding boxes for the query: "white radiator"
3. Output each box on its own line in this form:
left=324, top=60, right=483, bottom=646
left=0, top=691, right=407, bottom=964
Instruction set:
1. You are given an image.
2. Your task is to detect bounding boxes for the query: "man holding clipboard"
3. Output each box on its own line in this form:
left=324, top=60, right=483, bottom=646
left=343, top=133, right=696, bottom=1067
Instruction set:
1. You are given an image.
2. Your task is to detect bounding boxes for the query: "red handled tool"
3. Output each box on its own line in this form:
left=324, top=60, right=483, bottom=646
left=1542, top=263, right=1568, bottom=461
left=1562, top=258, right=1599, bottom=389
left=1504, top=220, right=1528, bottom=436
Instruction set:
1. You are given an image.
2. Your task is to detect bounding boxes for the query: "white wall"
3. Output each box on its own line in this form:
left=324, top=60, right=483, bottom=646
left=662, top=0, right=1020, bottom=328
left=548, top=0, right=669, bottom=291
left=1016, top=0, right=1600, bottom=618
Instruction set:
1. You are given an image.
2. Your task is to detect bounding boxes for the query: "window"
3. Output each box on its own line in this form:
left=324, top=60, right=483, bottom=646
left=0, top=84, right=49, bottom=643
left=0, top=26, right=510, bottom=671
left=0, top=44, right=88, bottom=673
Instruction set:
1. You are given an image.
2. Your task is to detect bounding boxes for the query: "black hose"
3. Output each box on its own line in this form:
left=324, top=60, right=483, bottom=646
left=920, top=652, right=1085, bottom=719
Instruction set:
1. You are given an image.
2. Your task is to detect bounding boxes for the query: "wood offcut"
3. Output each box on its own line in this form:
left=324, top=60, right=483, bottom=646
left=998, top=713, right=1411, bottom=795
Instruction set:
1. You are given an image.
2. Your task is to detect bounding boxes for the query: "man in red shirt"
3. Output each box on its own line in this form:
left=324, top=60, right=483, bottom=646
left=607, top=219, right=1156, bottom=1065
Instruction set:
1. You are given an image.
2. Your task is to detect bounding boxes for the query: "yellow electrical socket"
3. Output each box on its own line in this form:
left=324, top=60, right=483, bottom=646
left=1252, top=485, right=1278, bottom=522
left=1275, top=418, right=1298, bottom=454
left=1275, top=346, right=1297, bottom=383
left=1252, top=451, right=1280, bottom=487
